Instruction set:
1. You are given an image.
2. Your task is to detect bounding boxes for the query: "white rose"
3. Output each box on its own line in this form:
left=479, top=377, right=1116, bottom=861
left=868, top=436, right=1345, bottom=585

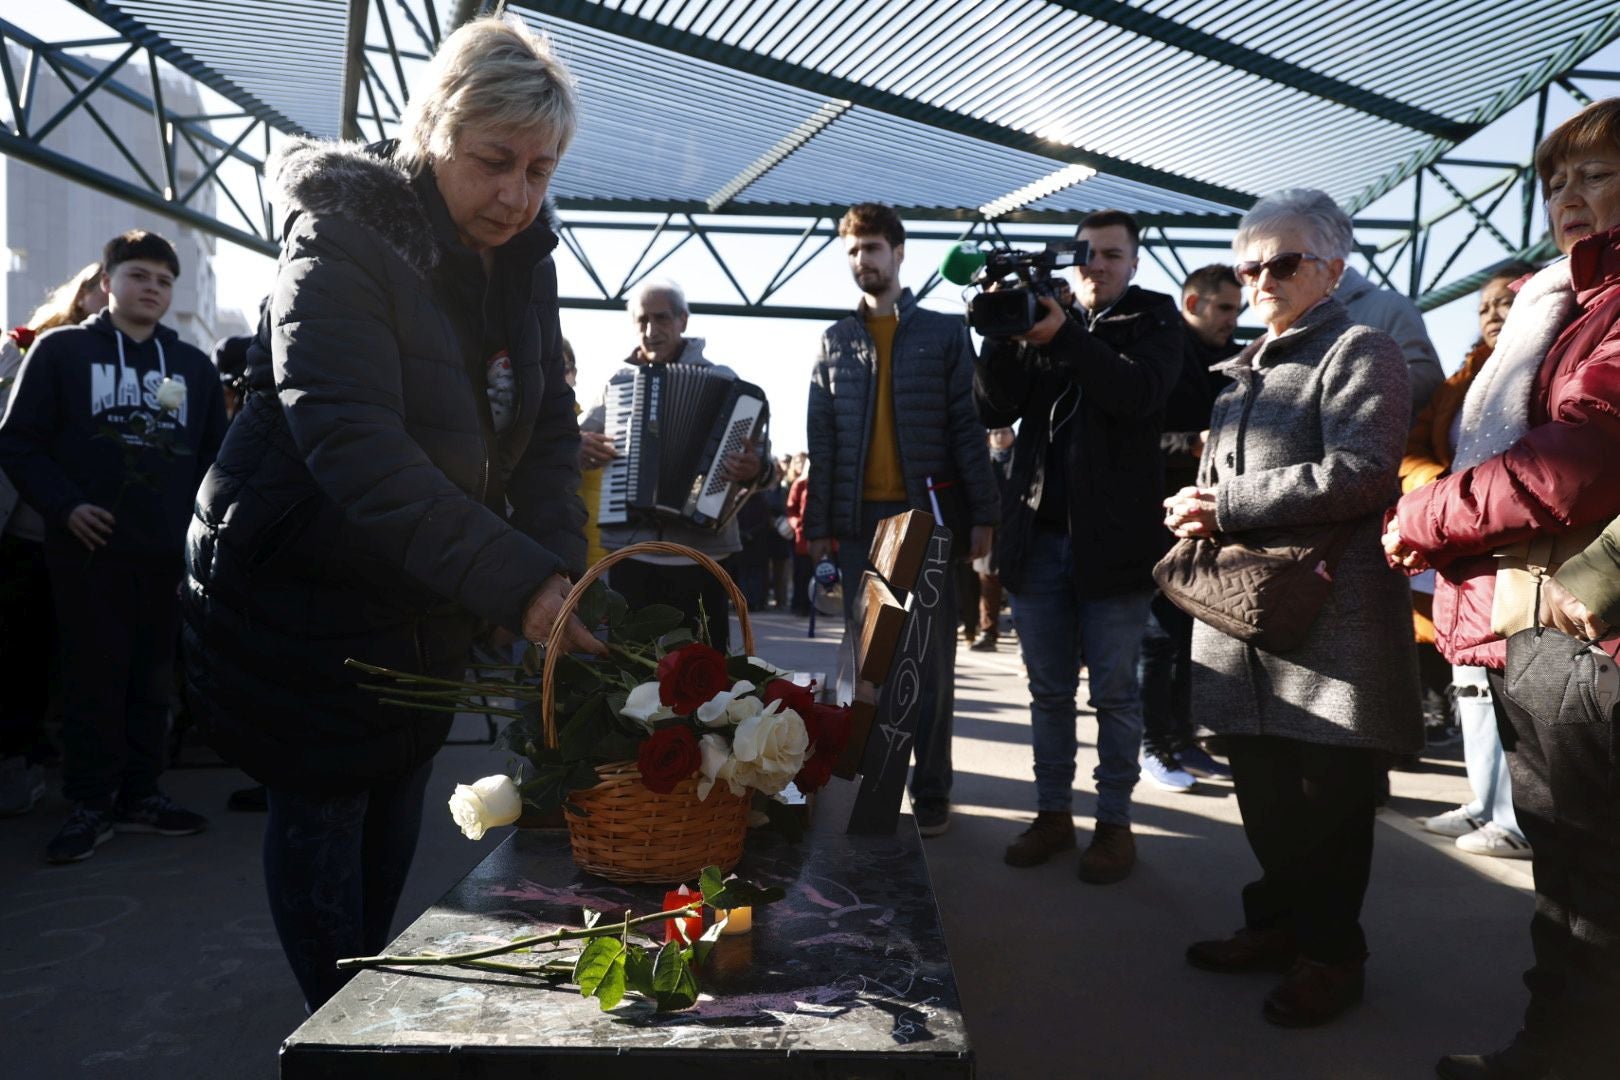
left=696, top=732, right=743, bottom=800
left=729, top=702, right=809, bottom=796
left=621, top=681, right=675, bottom=729
left=155, top=376, right=186, bottom=413
left=695, top=679, right=756, bottom=727
left=448, top=774, right=522, bottom=840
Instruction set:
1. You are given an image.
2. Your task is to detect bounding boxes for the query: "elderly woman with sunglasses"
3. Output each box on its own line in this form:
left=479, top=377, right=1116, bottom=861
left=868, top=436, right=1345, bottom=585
left=1164, top=188, right=1421, bottom=1029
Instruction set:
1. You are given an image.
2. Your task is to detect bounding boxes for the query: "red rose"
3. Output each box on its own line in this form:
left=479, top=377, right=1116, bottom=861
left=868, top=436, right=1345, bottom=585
left=794, top=703, right=854, bottom=793
left=637, top=726, right=701, bottom=794
left=656, top=643, right=729, bottom=715
left=762, top=678, right=814, bottom=718
left=9, top=326, right=35, bottom=351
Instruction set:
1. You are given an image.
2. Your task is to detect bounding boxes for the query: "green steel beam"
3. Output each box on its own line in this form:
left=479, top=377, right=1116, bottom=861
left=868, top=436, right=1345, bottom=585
left=517, top=0, right=1255, bottom=209
left=0, top=127, right=279, bottom=256
left=1347, top=9, right=1620, bottom=214
left=1051, top=1, right=1469, bottom=139
left=1418, top=237, right=1558, bottom=312
left=340, top=0, right=371, bottom=140
left=558, top=296, right=849, bottom=321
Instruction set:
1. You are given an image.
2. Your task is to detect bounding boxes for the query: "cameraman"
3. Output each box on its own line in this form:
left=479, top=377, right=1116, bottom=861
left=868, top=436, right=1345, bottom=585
left=974, top=209, right=1182, bottom=885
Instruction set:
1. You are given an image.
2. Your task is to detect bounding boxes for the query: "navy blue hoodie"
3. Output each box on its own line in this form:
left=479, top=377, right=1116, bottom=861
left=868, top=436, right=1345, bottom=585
left=0, top=309, right=226, bottom=560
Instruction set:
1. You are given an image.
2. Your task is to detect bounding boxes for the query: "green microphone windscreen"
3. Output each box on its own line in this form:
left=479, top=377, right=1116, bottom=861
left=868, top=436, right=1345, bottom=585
left=938, top=243, right=987, bottom=286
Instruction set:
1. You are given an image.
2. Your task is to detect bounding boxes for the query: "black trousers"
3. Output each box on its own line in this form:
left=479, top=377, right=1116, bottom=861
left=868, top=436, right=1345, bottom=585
left=0, top=535, right=55, bottom=758
left=609, top=555, right=732, bottom=654
left=46, top=552, right=181, bottom=804
left=1489, top=668, right=1620, bottom=1080
left=1226, top=734, right=1382, bottom=964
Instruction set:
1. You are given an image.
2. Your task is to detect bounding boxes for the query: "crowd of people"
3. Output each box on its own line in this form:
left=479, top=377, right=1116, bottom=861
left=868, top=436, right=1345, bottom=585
left=2, top=13, right=1620, bottom=1079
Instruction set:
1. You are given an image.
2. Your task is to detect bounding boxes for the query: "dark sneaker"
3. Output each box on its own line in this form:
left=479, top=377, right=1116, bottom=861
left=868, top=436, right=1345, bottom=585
left=1436, top=1032, right=1553, bottom=1079
left=227, top=784, right=269, bottom=812
left=113, top=792, right=208, bottom=836
left=1262, top=955, right=1366, bottom=1027
left=1187, top=926, right=1299, bottom=973
left=1078, top=822, right=1136, bottom=884
left=0, top=754, right=47, bottom=817
left=913, top=799, right=950, bottom=838
left=1004, top=811, right=1075, bottom=866
left=969, top=633, right=998, bottom=652
left=1175, top=742, right=1232, bottom=781
left=46, top=805, right=114, bottom=864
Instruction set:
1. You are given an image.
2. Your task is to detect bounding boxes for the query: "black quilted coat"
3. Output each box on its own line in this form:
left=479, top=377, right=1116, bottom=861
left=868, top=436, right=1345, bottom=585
left=181, top=139, right=585, bottom=794
left=804, top=289, right=999, bottom=544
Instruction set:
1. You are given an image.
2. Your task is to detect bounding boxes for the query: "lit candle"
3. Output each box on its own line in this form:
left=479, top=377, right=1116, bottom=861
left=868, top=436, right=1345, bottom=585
left=662, top=884, right=702, bottom=944
left=720, top=905, right=753, bottom=935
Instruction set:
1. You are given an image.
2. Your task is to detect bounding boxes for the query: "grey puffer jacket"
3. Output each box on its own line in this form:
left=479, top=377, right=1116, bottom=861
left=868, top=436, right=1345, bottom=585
left=1191, top=299, right=1422, bottom=755
left=805, top=289, right=998, bottom=546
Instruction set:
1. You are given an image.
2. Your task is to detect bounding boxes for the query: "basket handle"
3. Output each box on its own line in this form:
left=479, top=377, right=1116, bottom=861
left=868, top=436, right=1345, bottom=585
left=541, top=541, right=757, bottom=748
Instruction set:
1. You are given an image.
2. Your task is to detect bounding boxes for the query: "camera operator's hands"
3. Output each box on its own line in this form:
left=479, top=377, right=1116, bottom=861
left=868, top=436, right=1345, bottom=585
left=1013, top=295, right=1066, bottom=347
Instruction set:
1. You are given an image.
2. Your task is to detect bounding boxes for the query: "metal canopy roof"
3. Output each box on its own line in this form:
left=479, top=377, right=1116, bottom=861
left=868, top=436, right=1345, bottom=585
left=62, top=0, right=1620, bottom=227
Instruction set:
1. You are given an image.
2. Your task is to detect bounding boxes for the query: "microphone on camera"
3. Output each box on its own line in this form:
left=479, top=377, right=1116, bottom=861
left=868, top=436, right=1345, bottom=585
left=938, top=243, right=987, bottom=287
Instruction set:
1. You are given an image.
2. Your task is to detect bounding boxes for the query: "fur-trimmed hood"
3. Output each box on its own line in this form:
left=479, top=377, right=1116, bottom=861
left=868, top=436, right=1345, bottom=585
left=269, top=137, right=563, bottom=280
left=271, top=137, right=438, bottom=277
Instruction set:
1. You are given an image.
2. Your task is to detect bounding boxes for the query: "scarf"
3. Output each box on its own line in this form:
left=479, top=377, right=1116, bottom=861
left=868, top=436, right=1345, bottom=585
left=1451, top=260, right=1576, bottom=471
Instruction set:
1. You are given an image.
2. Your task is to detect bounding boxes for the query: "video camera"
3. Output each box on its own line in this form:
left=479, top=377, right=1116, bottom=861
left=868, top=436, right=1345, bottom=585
left=938, top=240, right=1088, bottom=338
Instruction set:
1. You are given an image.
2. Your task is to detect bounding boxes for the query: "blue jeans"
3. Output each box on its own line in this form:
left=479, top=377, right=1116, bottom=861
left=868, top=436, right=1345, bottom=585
left=263, top=758, right=433, bottom=1011
left=1453, top=665, right=1522, bottom=838
left=1009, top=526, right=1151, bottom=825
left=838, top=499, right=954, bottom=803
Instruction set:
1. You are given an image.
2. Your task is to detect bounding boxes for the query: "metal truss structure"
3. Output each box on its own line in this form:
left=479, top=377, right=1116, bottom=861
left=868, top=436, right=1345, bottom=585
left=4, top=2, right=1618, bottom=321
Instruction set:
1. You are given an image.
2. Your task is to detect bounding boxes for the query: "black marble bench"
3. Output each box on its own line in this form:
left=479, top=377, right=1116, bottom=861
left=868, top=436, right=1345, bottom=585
left=280, top=806, right=973, bottom=1079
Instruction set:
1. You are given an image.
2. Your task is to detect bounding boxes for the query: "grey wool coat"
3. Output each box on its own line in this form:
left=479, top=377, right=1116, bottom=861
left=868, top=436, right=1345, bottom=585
left=1191, top=299, right=1423, bottom=755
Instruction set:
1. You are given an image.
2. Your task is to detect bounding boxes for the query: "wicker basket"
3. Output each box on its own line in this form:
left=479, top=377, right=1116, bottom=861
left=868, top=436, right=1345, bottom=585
left=542, top=541, right=757, bottom=884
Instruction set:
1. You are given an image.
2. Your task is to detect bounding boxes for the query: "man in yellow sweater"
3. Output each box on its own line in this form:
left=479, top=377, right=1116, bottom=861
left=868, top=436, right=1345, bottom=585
left=805, top=203, right=1000, bottom=838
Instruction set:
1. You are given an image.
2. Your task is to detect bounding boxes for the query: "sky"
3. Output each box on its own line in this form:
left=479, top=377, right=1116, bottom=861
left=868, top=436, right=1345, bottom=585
left=15, top=4, right=1618, bottom=456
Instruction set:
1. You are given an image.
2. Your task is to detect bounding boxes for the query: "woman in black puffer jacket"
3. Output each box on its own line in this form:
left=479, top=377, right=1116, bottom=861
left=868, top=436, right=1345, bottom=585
left=182, top=16, right=602, bottom=1010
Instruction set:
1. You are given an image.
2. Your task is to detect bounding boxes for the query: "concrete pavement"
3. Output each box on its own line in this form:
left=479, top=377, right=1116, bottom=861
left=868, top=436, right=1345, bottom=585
left=1, top=610, right=1536, bottom=1078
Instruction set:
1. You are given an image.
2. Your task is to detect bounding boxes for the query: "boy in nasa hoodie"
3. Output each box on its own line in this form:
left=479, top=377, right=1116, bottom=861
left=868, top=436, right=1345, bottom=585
left=0, top=229, right=226, bottom=864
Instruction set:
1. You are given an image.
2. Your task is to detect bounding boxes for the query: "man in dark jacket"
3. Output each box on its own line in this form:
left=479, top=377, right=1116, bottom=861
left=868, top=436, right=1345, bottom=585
left=805, top=202, right=999, bottom=838
left=0, top=229, right=227, bottom=863
left=1138, top=264, right=1242, bottom=792
left=975, top=209, right=1181, bottom=884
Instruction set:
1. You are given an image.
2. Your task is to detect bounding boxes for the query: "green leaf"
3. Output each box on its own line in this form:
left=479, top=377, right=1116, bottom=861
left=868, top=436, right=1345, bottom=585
left=650, top=941, right=699, bottom=1011
left=623, top=942, right=654, bottom=996
left=574, top=579, right=610, bottom=632
left=699, top=866, right=787, bottom=910
left=574, top=937, right=627, bottom=1011
left=657, top=628, right=697, bottom=653
left=605, top=588, right=630, bottom=630
left=615, top=604, right=686, bottom=644
left=690, top=917, right=725, bottom=970
left=558, top=693, right=609, bottom=758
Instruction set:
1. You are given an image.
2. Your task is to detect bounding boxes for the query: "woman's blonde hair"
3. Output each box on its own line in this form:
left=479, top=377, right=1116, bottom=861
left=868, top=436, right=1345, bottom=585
left=394, top=14, right=578, bottom=174
left=28, top=262, right=103, bottom=332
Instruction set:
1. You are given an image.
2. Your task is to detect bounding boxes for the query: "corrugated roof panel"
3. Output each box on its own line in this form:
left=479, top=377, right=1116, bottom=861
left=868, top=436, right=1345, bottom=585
left=100, top=0, right=348, bottom=137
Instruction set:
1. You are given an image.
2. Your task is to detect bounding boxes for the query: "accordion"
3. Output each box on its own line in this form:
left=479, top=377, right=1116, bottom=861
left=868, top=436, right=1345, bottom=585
left=599, top=364, right=769, bottom=532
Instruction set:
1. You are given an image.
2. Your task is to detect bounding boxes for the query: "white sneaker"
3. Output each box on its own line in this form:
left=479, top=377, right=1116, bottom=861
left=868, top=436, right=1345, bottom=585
left=1416, top=806, right=1485, bottom=838
left=1456, top=822, right=1533, bottom=859
left=1140, top=747, right=1196, bottom=792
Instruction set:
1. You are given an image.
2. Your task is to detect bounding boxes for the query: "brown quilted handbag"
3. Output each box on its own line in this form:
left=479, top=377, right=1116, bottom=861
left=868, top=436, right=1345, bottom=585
left=1152, top=521, right=1358, bottom=653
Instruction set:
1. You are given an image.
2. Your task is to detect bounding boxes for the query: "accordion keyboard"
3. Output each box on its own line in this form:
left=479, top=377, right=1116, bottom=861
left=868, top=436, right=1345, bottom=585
left=598, top=376, right=637, bottom=525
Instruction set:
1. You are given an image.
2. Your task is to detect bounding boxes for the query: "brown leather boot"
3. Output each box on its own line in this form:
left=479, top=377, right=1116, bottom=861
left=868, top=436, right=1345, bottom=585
left=1186, top=926, right=1299, bottom=973
left=1003, top=811, right=1075, bottom=867
left=1262, top=956, right=1366, bottom=1027
left=1077, top=822, right=1135, bottom=883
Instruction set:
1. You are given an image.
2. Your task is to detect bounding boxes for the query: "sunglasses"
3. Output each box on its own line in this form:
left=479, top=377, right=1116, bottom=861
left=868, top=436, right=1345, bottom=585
left=1235, top=252, right=1327, bottom=283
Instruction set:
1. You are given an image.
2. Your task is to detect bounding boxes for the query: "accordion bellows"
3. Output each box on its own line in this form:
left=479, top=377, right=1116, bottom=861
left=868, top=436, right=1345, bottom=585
left=600, top=364, right=769, bottom=532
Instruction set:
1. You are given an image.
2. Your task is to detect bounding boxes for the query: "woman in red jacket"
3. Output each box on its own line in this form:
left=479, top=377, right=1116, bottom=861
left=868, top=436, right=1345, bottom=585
left=1386, top=98, right=1620, bottom=1080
